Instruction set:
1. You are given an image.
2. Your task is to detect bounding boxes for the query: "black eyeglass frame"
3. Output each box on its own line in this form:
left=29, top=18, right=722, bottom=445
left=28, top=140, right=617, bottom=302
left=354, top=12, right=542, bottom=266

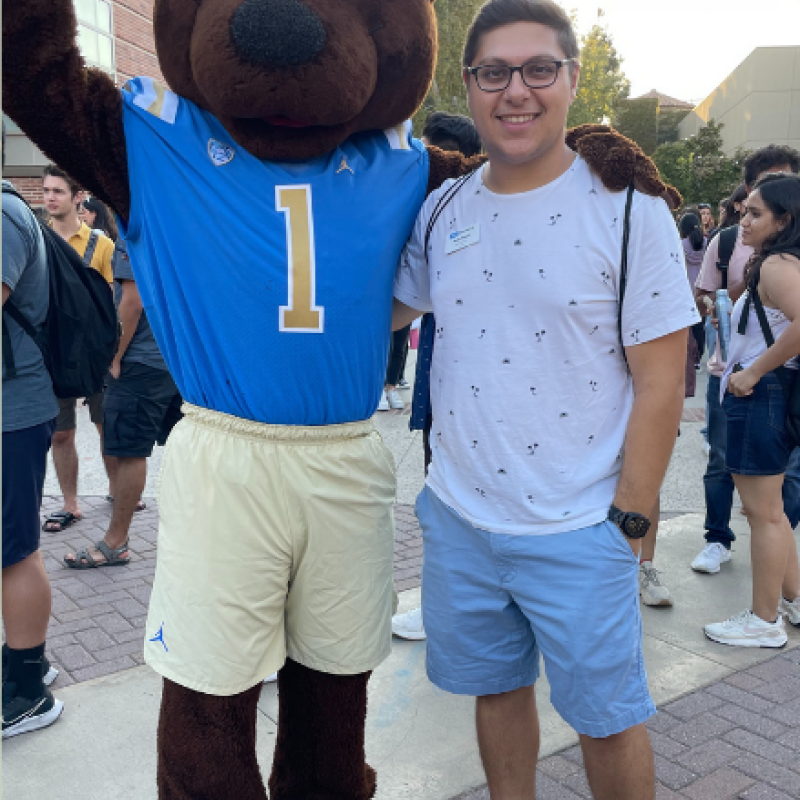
left=464, top=58, right=576, bottom=92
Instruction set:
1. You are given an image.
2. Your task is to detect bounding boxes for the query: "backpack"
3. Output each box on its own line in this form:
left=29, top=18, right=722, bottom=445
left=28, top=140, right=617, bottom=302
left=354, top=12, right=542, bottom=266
left=738, top=248, right=800, bottom=447
left=2, top=184, right=119, bottom=398
left=714, top=224, right=738, bottom=290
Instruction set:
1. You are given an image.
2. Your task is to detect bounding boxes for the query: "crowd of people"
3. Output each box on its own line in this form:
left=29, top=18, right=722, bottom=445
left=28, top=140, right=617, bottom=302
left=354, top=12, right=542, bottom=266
left=4, top=0, right=800, bottom=798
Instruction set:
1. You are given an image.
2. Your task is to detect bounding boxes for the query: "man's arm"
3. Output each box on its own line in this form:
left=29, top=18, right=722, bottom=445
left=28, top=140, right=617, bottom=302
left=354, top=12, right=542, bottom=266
left=2, top=284, right=11, bottom=306
left=392, top=298, right=422, bottom=332
left=110, top=279, right=143, bottom=378
left=612, top=329, right=688, bottom=552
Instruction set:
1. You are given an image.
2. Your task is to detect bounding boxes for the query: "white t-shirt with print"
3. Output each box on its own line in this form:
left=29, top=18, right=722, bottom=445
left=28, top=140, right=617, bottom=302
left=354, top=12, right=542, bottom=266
left=394, top=156, right=700, bottom=536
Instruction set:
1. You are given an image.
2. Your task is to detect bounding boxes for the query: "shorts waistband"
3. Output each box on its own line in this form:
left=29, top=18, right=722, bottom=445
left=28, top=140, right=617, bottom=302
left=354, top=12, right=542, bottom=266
left=181, top=403, right=376, bottom=443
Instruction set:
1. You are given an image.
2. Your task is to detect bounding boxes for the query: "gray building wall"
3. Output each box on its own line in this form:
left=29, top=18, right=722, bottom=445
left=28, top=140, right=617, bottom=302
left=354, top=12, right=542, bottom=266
left=679, top=46, right=800, bottom=156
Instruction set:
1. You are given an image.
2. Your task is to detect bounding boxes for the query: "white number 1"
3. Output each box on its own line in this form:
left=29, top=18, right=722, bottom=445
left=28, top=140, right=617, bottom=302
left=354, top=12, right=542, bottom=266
left=277, top=185, right=324, bottom=333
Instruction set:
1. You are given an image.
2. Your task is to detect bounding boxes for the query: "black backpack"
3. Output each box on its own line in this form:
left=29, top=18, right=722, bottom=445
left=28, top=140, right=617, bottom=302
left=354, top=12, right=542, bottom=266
left=2, top=184, right=119, bottom=398
left=738, top=248, right=800, bottom=447
left=714, top=224, right=739, bottom=290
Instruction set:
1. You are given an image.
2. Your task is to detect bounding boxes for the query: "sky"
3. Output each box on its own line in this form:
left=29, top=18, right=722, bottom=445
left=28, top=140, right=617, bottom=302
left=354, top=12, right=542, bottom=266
left=566, top=0, right=800, bottom=105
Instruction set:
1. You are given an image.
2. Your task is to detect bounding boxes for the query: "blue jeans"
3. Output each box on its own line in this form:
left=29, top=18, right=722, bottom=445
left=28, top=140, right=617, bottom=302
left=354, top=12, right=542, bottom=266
left=704, top=374, right=800, bottom=547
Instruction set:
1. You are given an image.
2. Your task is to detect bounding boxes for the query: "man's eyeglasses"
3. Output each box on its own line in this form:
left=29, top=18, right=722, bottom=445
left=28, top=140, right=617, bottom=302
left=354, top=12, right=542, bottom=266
left=465, top=59, right=576, bottom=92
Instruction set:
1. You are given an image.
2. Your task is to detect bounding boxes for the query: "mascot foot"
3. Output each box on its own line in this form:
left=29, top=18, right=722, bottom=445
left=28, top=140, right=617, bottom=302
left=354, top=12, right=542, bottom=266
left=269, top=658, right=376, bottom=800
left=157, top=678, right=267, bottom=800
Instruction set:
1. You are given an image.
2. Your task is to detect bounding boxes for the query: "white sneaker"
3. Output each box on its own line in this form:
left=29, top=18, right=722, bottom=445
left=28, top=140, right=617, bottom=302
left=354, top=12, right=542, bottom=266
left=391, top=607, right=426, bottom=640
left=639, top=563, right=673, bottom=607
left=691, top=543, right=731, bottom=574
left=387, top=388, right=404, bottom=410
left=398, top=378, right=411, bottom=390
left=779, top=597, right=800, bottom=626
left=704, top=609, right=787, bottom=648
left=377, top=390, right=390, bottom=412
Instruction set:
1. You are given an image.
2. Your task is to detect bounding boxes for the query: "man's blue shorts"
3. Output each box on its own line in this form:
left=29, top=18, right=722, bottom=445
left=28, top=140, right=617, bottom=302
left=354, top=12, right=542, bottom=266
left=417, top=485, right=655, bottom=738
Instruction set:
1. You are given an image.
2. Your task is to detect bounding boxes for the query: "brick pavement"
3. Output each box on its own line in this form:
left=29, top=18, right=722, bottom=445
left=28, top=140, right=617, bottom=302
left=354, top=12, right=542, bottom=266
left=453, top=649, right=800, bottom=799
left=35, top=494, right=423, bottom=688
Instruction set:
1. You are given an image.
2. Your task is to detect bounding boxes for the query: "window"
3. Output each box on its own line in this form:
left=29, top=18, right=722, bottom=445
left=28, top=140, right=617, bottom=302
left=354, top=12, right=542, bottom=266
left=75, top=0, right=115, bottom=74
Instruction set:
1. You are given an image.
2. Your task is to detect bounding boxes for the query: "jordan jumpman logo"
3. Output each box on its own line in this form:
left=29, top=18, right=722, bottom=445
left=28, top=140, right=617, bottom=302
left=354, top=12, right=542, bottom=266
left=149, top=623, right=168, bottom=652
left=336, top=156, right=354, bottom=175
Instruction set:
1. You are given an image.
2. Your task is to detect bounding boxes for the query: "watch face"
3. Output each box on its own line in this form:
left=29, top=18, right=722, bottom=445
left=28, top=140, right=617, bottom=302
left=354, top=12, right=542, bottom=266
left=625, top=516, right=649, bottom=538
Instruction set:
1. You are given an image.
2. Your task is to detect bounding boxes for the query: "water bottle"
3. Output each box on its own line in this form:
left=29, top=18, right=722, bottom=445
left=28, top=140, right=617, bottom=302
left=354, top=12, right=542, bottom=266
left=715, top=289, right=732, bottom=363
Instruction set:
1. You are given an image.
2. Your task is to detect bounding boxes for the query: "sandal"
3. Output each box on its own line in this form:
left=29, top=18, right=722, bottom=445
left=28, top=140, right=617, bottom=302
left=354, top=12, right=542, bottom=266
left=42, top=511, right=82, bottom=533
left=63, top=540, right=130, bottom=570
left=105, top=496, right=147, bottom=512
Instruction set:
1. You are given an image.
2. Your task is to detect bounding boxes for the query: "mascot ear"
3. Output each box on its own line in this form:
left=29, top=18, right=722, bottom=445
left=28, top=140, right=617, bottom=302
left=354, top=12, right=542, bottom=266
left=567, top=125, right=682, bottom=210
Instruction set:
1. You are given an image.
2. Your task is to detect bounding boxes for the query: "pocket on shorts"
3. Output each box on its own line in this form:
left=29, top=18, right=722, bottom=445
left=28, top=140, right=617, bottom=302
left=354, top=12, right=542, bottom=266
left=768, top=384, right=788, bottom=434
left=603, top=520, right=639, bottom=567
left=104, top=392, right=144, bottom=451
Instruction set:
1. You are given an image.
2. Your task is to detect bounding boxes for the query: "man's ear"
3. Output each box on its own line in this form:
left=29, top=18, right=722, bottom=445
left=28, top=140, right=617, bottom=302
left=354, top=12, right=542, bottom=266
left=462, top=68, right=470, bottom=88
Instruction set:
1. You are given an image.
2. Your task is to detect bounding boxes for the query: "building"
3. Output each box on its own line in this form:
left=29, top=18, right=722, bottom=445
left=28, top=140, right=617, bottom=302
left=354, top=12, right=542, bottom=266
left=679, top=46, right=800, bottom=156
left=4, top=0, right=163, bottom=204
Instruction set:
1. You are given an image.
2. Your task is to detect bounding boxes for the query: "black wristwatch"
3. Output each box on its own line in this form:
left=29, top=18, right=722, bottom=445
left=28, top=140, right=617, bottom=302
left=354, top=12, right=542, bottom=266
left=608, top=505, right=651, bottom=539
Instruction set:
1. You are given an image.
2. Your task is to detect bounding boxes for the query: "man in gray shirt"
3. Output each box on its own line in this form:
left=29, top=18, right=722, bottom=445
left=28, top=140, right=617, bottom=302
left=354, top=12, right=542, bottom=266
left=64, top=239, right=182, bottom=570
left=2, top=178, right=64, bottom=737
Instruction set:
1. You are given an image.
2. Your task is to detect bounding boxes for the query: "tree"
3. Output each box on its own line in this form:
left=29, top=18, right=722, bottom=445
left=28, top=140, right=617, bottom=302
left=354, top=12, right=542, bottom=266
left=414, top=0, right=484, bottom=133
left=614, top=97, right=658, bottom=155
left=567, top=21, right=630, bottom=128
left=653, top=120, right=748, bottom=206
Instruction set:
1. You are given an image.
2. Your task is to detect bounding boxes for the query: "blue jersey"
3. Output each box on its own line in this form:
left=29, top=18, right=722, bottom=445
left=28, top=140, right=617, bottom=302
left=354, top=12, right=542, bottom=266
left=120, top=77, right=428, bottom=425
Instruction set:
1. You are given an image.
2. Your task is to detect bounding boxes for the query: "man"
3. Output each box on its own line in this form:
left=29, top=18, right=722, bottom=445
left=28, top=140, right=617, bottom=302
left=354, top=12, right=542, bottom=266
left=40, top=164, right=116, bottom=533
left=392, top=110, right=482, bottom=641
left=692, top=144, right=800, bottom=575
left=392, top=2, right=698, bottom=797
left=2, top=172, right=64, bottom=737
left=64, top=239, right=182, bottom=569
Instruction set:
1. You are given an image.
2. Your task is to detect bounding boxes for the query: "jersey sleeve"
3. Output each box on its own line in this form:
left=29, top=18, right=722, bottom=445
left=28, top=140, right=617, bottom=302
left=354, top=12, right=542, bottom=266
left=621, top=194, right=701, bottom=347
left=393, top=198, right=433, bottom=313
left=695, top=232, right=722, bottom=292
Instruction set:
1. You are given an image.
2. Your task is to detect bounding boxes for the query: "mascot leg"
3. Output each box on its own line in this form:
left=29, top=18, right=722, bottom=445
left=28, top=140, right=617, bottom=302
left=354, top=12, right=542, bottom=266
left=269, top=658, right=376, bottom=800
left=157, top=678, right=267, bottom=800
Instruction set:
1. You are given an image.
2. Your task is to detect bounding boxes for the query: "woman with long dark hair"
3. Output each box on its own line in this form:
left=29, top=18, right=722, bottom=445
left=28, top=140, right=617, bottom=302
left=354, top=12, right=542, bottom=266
left=718, top=183, right=748, bottom=231
left=679, top=212, right=707, bottom=376
left=705, top=173, right=800, bottom=648
left=79, top=195, right=118, bottom=241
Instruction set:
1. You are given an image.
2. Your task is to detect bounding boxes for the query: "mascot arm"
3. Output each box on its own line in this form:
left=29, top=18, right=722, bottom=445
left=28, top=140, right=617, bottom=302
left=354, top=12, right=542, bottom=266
left=425, top=126, right=681, bottom=209
left=3, top=0, right=131, bottom=220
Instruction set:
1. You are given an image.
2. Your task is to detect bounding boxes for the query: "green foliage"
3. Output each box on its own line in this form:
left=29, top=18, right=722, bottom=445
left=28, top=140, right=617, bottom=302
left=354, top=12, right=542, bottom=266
left=657, top=108, right=690, bottom=147
left=653, top=120, right=749, bottom=205
left=413, top=0, right=484, bottom=134
left=567, top=23, right=630, bottom=128
left=614, top=98, right=658, bottom=155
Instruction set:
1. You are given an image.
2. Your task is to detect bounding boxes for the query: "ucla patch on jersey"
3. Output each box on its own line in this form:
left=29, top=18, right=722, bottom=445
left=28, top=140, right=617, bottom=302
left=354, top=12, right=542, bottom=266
left=208, top=139, right=236, bottom=167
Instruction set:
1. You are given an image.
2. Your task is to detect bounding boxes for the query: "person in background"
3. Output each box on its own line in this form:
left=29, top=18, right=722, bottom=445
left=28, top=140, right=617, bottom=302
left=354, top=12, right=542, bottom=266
left=680, top=212, right=708, bottom=369
left=717, top=184, right=748, bottom=232
left=391, top=110, right=482, bottom=641
left=39, top=165, right=118, bottom=533
left=698, top=203, right=715, bottom=238
left=79, top=195, right=118, bottom=242
left=705, top=173, right=800, bottom=647
left=692, top=144, right=800, bottom=574
left=378, top=325, right=410, bottom=411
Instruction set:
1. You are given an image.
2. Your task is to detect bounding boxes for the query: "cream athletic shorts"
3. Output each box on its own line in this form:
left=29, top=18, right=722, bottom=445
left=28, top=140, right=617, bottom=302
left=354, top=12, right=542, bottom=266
left=144, top=404, right=397, bottom=696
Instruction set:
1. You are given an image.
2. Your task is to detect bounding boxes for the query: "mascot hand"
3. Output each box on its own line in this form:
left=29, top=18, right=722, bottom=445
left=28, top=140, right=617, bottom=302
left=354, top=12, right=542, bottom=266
left=566, top=125, right=682, bottom=209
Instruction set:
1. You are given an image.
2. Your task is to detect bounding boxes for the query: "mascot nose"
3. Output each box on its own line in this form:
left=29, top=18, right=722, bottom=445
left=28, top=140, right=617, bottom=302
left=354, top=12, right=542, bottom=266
left=231, top=0, right=327, bottom=67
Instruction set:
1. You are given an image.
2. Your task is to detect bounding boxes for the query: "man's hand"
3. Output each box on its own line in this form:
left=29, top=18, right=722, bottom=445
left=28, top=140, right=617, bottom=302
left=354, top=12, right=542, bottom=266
left=109, top=359, right=122, bottom=380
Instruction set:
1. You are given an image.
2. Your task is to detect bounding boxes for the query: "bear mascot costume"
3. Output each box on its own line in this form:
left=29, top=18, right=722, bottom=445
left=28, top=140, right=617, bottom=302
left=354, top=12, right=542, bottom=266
left=3, top=1, right=679, bottom=798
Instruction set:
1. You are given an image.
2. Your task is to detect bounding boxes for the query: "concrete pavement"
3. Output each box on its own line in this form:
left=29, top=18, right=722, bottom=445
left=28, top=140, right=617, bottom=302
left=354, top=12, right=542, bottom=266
left=9, top=357, right=800, bottom=799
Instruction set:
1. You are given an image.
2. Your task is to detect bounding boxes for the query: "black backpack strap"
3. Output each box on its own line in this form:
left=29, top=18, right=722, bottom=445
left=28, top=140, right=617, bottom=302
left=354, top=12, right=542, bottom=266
left=423, top=171, right=477, bottom=263
left=716, top=225, right=738, bottom=291
left=83, top=231, right=100, bottom=267
left=618, top=183, right=635, bottom=370
left=2, top=300, right=38, bottom=379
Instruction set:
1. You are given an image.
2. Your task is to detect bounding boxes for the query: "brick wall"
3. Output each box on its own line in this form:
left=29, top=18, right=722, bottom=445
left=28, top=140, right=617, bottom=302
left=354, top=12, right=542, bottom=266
left=112, top=0, right=162, bottom=85
left=7, top=177, right=45, bottom=207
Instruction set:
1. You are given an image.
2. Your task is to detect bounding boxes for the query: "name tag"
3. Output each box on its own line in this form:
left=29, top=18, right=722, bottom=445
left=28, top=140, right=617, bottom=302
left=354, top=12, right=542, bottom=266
left=445, top=223, right=480, bottom=255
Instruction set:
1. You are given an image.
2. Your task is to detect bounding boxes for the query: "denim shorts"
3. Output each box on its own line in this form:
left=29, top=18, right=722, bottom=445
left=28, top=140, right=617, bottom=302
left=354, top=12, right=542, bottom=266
left=417, top=486, right=655, bottom=738
left=723, top=371, right=796, bottom=476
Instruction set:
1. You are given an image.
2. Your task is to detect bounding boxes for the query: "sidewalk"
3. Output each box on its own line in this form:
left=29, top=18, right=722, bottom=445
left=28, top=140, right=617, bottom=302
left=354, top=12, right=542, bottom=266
left=8, top=361, right=800, bottom=799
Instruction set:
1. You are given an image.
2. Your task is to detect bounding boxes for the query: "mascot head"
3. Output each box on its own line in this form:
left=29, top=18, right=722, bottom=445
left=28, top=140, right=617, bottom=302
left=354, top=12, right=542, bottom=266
left=154, top=0, right=438, bottom=160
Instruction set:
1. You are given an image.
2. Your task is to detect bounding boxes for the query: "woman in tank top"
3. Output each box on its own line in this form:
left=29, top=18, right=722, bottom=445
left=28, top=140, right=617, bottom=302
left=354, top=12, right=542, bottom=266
left=705, top=173, right=800, bottom=649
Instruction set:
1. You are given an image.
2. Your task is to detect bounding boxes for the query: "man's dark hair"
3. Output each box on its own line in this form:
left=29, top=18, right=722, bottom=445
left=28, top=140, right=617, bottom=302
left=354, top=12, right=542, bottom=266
left=422, top=112, right=482, bottom=158
left=463, top=0, right=579, bottom=69
left=743, top=145, right=800, bottom=188
left=42, top=164, right=81, bottom=197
